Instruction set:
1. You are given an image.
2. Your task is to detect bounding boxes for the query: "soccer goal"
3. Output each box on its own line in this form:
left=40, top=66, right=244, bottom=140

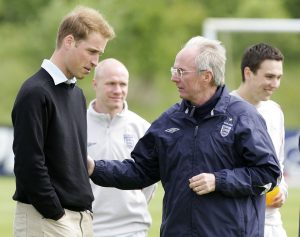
left=202, top=18, right=300, bottom=40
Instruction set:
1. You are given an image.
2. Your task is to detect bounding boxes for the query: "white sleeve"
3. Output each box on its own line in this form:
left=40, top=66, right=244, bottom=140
left=142, top=183, right=158, bottom=203
left=277, top=108, right=288, bottom=198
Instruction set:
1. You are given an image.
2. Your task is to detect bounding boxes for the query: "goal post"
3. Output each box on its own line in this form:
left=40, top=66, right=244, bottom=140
left=203, top=18, right=300, bottom=40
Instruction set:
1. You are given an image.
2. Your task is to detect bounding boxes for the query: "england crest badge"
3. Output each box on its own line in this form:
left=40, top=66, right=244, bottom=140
left=220, top=117, right=233, bottom=137
left=123, top=134, right=135, bottom=149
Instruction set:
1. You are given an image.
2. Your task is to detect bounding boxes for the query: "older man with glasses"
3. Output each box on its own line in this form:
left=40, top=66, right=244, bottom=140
left=87, top=36, right=281, bottom=237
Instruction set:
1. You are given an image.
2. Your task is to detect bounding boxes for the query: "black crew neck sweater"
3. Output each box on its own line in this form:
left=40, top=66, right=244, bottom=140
left=12, top=68, right=94, bottom=220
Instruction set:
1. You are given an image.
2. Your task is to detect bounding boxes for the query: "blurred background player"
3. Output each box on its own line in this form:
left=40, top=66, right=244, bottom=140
left=232, top=43, right=288, bottom=237
left=87, top=58, right=156, bottom=237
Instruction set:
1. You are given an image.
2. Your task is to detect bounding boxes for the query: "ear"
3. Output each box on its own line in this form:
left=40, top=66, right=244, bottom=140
left=63, top=34, right=75, bottom=48
left=244, top=67, right=252, bottom=81
left=92, top=79, right=97, bottom=90
left=203, top=71, right=213, bottom=83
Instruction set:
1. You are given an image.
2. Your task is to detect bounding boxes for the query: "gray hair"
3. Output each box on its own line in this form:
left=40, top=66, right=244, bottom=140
left=184, top=36, right=226, bottom=86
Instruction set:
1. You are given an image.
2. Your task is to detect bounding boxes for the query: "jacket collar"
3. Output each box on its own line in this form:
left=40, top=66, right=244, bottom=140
left=179, top=85, right=230, bottom=118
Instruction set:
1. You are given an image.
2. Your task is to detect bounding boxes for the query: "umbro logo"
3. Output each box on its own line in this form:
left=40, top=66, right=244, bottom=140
left=165, top=128, right=180, bottom=133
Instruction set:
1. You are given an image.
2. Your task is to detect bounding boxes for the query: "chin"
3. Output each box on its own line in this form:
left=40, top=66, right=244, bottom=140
left=261, top=96, right=270, bottom=101
left=178, top=92, right=185, bottom=98
left=76, top=74, right=84, bottom=80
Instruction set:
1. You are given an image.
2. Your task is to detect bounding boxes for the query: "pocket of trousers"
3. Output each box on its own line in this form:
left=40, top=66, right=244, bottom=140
left=42, top=212, right=76, bottom=237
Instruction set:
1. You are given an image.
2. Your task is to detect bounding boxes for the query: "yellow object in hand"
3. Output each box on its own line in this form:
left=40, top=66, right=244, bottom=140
left=266, top=186, right=279, bottom=206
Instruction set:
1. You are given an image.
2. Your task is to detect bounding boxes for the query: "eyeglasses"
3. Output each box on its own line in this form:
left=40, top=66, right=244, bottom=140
left=170, top=67, right=197, bottom=79
left=170, top=67, right=213, bottom=80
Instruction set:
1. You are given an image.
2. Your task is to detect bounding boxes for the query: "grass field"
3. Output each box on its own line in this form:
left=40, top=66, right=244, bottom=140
left=1, top=178, right=299, bottom=236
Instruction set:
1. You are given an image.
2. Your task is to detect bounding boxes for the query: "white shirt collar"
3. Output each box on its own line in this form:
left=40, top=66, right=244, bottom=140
left=88, top=99, right=128, bottom=118
left=41, top=59, right=77, bottom=85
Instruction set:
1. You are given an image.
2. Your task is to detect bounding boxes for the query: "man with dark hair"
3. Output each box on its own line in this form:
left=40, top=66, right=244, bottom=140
left=11, top=6, right=114, bottom=237
left=232, top=43, right=287, bottom=237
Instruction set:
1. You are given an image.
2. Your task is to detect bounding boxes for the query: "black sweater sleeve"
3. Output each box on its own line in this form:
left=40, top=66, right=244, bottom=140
left=12, top=83, right=64, bottom=220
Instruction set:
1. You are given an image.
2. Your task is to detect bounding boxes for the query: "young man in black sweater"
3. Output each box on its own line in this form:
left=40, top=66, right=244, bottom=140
left=11, top=6, right=114, bottom=237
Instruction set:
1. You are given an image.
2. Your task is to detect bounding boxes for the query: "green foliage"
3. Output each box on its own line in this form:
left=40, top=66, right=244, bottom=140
left=0, top=0, right=300, bottom=127
left=201, top=0, right=240, bottom=17
left=99, top=0, right=207, bottom=83
left=235, top=0, right=289, bottom=18
left=0, top=0, right=52, bottom=23
left=283, top=0, right=300, bottom=18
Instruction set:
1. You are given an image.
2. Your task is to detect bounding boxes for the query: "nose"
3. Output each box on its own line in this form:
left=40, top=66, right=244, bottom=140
left=171, top=75, right=180, bottom=82
left=271, top=79, right=281, bottom=89
left=91, top=55, right=100, bottom=68
left=113, top=85, right=122, bottom=93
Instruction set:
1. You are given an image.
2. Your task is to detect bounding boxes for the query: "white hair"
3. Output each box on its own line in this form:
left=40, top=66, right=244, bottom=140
left=184, top=36, right=226, bottom=86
